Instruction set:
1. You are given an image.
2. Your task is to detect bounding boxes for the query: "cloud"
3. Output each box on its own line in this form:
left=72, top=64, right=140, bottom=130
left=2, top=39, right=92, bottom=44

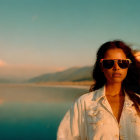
left=0, top=59, right=7, bottom=67
left=56, top=67, right=67, bottom=72
left=0, top=64, right=63, bottom=79
left=0, top=99, right=4, bottom=105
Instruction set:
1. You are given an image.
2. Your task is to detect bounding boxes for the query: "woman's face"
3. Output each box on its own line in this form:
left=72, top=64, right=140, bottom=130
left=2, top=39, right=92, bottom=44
left=101, top=48, right=129, bottom=84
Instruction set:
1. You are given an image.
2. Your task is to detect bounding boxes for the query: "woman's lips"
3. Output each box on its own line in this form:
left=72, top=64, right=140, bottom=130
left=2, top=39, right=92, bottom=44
left=112, top=73, right=122, bottom=77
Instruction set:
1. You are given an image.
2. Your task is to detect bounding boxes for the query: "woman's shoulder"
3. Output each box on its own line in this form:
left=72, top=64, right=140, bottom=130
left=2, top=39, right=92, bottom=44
left=74, top=87, right=104, bottom=105
left=77, top=91, right=94, bottom=102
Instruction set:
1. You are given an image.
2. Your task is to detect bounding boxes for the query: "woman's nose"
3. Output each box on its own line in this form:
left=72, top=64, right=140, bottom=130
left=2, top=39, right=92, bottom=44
left=113, top=61, right=120, bottom=70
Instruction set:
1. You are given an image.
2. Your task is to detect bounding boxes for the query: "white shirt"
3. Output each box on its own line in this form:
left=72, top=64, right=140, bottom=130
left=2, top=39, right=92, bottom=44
left=57, top=86, right=140, bottom=140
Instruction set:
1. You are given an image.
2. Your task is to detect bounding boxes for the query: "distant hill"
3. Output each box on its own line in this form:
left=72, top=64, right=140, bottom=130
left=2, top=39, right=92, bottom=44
left=0, top=78, right=15, bottom=83
left=28, top=66, right=93, bottom=83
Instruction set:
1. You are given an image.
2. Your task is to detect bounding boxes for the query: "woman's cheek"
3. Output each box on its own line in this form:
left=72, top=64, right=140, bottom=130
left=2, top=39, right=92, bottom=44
left=103, top=70, right=113, bottom=80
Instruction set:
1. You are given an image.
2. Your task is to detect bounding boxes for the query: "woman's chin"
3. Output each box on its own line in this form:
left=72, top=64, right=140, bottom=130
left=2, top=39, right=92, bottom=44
left=111, top=79, right=123, bottom=83
left=107, top=77, right=124, bottom=84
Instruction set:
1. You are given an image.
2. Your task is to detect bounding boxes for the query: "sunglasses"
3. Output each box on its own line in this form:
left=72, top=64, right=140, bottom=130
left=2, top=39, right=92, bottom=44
left=100, top=59, right=132, bottom=69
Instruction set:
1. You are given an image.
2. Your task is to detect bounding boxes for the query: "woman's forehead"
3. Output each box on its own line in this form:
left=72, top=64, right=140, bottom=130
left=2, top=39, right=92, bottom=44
left=104, top=48, right=127, bottom=59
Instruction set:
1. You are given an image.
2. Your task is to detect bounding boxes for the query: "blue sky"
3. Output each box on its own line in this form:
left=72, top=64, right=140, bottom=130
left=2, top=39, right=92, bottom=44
left=0, top=0, right=140, bottom=79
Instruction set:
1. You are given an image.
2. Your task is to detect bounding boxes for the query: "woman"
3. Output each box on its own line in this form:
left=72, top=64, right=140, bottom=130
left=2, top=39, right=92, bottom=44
left=57, top=40, right=140, bottom=140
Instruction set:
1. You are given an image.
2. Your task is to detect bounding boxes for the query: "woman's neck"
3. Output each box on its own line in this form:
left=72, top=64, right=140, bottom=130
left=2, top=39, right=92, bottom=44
left=105, top=83, right=124, bottom=96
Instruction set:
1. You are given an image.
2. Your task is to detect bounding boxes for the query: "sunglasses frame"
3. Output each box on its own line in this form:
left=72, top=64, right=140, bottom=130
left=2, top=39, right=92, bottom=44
left=100, top=59, right=132, bottom=69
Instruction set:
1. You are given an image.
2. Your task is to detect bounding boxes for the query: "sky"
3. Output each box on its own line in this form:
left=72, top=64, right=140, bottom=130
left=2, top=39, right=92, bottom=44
left=0, top=0, right=140, bottom=80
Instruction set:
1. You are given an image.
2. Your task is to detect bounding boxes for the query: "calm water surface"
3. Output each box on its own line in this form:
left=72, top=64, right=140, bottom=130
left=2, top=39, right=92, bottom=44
left=0, top=85, right=88, bottom=140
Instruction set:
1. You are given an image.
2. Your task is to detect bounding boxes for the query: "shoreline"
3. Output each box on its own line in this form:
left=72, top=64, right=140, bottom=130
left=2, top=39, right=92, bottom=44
left=0, top=81, right=94, bottom=89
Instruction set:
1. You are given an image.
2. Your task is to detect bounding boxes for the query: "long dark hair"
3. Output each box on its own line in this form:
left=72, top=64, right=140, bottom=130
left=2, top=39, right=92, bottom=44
left=90, top=40, right=140, bottom=114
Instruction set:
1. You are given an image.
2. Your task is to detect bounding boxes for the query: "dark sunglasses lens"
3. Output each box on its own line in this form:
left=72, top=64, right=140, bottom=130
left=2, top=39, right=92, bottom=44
left=103, top=60, right=114, bottom=69
left=118, top=60, right=130, bottom=68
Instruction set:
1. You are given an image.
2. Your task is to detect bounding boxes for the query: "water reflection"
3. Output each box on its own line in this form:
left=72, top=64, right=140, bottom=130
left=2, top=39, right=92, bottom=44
left=0, top=84, right=88, bottom=140
left=0, top=85, right=88, bottom=103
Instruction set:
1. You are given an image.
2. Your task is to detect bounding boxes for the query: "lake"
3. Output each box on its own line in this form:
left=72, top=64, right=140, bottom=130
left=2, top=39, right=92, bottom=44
left=0, top=84, right=89, bottom=140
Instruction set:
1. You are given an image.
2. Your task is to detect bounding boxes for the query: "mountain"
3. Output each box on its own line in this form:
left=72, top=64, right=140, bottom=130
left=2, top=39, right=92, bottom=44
left=0, top=78, right=16, bottom=83
left=28, top=66, right=93, bottom=83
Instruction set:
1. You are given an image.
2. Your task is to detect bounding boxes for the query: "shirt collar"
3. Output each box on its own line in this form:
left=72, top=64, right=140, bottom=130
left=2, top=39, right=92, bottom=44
left=92, top=86, right=105, bottom=102
left=124, top=90, right=134, bottom=107
left=92, top=85, right=134, bottom=107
